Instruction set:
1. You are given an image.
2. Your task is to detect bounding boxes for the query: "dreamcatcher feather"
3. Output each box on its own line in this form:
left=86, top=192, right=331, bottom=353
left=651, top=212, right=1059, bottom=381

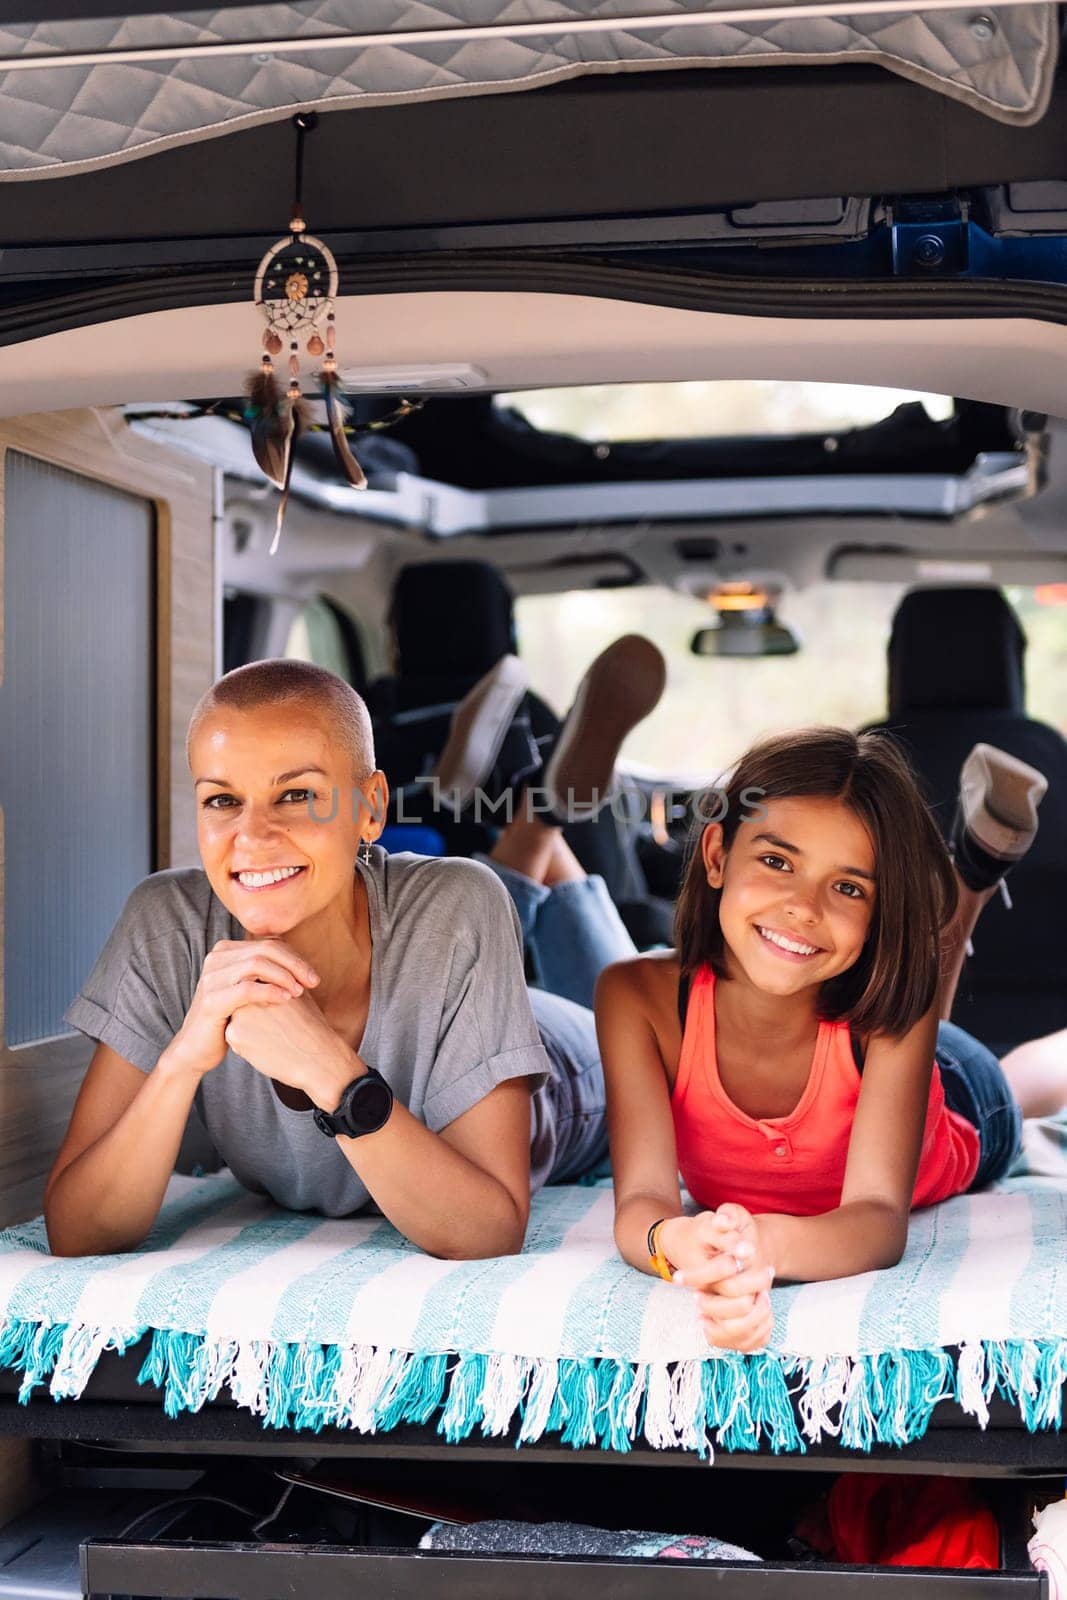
left=244, top=363, right=312, bottom=553
left=321, top=368, right=366, bottom=490
left=249, top=149, right=366, bottom=551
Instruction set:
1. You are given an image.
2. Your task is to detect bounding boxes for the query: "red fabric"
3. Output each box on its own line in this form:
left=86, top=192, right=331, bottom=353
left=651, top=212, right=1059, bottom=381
left=671, top=966, right=979, bottom=1217
left=824, top=1474, right=999, bottom=1569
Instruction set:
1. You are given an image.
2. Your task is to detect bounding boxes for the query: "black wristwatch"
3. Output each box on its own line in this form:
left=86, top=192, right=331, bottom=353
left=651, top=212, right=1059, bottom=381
left=313, top=1067, right=394, bottom=1139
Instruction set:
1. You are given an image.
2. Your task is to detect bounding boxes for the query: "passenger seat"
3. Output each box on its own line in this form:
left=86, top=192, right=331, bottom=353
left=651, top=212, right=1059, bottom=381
left=367, top=560, right=674, bottom=946
left=864, top=586, right=1067, bottom=1054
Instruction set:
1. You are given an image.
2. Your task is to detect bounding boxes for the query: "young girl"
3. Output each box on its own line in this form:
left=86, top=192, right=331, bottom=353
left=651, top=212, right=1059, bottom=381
left=597, top=727, right=1058, bottom=1355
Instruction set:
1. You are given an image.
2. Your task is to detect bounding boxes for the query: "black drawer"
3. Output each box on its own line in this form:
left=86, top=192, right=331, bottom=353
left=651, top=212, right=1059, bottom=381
left=81, top=1540, right=1050, bottom=1600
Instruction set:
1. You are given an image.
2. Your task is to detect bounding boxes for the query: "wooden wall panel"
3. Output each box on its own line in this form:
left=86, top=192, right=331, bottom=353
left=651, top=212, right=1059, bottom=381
left=0, top=407, right=216, bottom=1227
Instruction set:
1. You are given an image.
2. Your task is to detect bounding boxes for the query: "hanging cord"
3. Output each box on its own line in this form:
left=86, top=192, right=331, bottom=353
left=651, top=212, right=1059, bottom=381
left=289, top=110, right=318, bottom=232
left=115, top=1493, right=261, bottom=1541
left=252, top=1479, right=297, bottom=1537
left=115, top=1478, right=297, bottom=1543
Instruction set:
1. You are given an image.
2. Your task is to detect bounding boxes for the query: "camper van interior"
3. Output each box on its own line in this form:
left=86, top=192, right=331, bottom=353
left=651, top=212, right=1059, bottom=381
left=1, top=12, right=1067, bottom=1596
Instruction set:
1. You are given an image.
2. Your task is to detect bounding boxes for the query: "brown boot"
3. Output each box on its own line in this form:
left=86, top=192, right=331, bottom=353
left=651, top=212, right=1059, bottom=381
left=542, top=635, right=666, bottom=824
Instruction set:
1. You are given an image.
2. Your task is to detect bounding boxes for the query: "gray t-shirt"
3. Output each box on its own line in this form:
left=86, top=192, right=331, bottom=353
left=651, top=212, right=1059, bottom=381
left=64, top=848, right=554, bottom=1216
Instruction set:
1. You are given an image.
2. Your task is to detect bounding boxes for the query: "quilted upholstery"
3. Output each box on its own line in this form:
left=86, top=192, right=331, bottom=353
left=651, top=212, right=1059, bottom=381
left=0, top=0, right=1057, bottom=182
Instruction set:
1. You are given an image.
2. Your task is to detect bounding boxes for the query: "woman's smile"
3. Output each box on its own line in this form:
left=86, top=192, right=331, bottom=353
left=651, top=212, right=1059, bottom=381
left=231, top=864, right=309, bottom=892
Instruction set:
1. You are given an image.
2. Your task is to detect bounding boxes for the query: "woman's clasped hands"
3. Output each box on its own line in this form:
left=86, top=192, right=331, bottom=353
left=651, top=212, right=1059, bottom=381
left=171, top=938, right=350, bottom=1099
left=659, top=1204, right=776, bottom=1353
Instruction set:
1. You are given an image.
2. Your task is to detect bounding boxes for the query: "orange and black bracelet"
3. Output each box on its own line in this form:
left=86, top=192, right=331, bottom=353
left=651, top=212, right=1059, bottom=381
left=647, top=1218, right=677, bottom=1282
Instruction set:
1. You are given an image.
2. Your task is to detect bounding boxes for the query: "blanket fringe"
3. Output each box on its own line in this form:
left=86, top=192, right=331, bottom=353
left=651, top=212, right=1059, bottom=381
left=0, top=1317, right=1063, bottom=1456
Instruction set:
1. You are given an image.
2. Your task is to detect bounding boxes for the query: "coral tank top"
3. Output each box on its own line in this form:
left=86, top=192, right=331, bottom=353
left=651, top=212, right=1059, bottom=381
left=671, top=966, right=980, bottom=1216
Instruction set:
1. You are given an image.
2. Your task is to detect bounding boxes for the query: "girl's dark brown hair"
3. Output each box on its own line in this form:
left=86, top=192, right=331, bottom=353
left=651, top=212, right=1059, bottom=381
left=673, top=726, right=959, bottom=1039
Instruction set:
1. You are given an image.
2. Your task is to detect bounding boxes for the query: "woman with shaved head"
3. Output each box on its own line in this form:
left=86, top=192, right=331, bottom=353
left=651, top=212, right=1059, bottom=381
left=44, top=644, right=665, bottom=1259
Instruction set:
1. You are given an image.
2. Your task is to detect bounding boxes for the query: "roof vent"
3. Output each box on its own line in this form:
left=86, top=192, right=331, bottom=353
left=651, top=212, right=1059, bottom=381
left=337, top=363, right=488, bottom=392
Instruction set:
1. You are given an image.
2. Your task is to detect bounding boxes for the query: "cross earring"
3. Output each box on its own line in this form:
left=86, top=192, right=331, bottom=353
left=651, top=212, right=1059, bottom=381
left=358, top=838, right=373, bottom=866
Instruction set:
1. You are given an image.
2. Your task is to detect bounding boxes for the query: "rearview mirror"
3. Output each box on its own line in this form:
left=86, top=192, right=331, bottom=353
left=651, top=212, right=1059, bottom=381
left=690, top=582, right=800, bottom=657
left=690, top=620, right=800, bottom=657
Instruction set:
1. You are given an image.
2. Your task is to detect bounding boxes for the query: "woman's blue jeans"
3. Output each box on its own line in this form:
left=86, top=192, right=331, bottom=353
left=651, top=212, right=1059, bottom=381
left=487, top=862, right=636, bottom=1012
left=484, top=863, right=634, bottom=1183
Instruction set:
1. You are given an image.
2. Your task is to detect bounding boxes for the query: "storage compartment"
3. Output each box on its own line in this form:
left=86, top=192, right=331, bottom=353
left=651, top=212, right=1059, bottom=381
left=0, top=1444, right=1051, bottom=1599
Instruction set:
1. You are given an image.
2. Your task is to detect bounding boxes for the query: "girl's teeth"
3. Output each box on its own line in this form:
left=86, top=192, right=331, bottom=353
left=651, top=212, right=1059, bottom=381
left=760, top=926, right=817, bottom=956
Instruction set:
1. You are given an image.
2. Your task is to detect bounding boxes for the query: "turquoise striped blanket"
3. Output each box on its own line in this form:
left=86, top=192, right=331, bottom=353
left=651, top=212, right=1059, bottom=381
left=0, top=1140, right=1064, bottom=1457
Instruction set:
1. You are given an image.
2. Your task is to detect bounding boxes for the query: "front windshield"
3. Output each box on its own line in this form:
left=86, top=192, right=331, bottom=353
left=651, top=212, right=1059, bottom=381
left=515, top=582, right=1067, bottom=781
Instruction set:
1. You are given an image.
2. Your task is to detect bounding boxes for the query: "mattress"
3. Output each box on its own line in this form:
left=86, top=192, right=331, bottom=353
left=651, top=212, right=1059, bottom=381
left=0, top=1163, right=1065, bottom=1462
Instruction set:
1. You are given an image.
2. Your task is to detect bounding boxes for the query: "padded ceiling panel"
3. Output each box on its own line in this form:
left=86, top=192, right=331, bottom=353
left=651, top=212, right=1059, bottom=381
left=2, top=69, right=1067, bottom=260
left=0, top=0, right=1057, bottom=183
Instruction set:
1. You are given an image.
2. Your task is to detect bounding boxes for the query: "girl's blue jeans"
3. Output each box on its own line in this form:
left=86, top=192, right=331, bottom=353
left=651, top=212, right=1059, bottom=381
left=935, top=1020, right=1022, bottom=1188
left=485, top=859, right=1022, bottom=1191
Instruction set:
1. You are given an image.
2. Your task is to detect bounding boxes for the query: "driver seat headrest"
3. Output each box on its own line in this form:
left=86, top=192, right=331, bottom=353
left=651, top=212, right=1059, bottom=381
left=391, top=561, right=517, bottom=683
left=888, top=587, right=1026, bottom=716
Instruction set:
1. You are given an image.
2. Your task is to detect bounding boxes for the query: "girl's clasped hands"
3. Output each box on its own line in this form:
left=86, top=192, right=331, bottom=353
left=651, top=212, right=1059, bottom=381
left=659, top=1204, right=776, bottom=1353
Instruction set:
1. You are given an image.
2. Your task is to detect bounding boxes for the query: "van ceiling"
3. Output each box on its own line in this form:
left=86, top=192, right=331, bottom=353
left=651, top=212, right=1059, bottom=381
left=6, top=295, right=1067, bottom=420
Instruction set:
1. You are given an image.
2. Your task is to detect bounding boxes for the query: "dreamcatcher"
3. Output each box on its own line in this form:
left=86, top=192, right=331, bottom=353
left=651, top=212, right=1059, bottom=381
left=247, top=112, right=366, bottom=554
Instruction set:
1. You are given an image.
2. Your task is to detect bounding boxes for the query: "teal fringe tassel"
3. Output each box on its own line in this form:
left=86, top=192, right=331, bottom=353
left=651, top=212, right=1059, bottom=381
left=0, top=1317, right=1064, bottom=1456
left=439, top=1353, right=488, bottom=1442
left=379, top=1350, right=448, bottom=1429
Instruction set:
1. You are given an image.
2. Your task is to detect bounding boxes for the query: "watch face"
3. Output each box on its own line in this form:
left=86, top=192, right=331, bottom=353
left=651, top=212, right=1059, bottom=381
left=345, top=1073, right=393, bottom=1135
